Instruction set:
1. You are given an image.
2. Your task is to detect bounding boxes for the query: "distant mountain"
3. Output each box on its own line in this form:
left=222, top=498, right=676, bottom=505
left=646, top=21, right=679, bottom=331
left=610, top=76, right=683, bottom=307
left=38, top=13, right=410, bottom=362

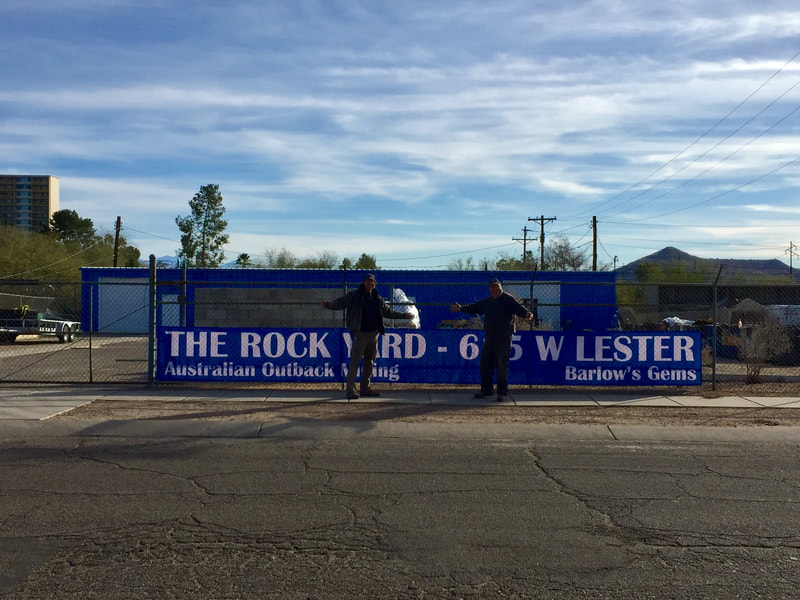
left=138, top=255, right=180, bottom=267
left=617, top=246, right=796, bottom=282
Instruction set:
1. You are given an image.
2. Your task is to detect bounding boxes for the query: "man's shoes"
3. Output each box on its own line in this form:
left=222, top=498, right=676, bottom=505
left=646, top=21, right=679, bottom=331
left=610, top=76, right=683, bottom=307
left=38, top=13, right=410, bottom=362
left=360, top=389, right=381, bottom=397
left=474, top=392, right=493, bottom=399
left=497, top=395, right=508, bottom=402
left=346, top=391, right=359, bottom=400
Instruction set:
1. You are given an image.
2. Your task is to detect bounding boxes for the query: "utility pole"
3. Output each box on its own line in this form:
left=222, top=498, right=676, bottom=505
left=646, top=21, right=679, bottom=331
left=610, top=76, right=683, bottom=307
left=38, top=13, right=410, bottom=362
left=527, top=215, right=556, bottom=268
left=512, top=226, right=534, bottom=264
left=787, top=241, right=798, bottom=276
left=113, top=216, right=122, bottom=267
left=592, top=216, right=597, bottom=272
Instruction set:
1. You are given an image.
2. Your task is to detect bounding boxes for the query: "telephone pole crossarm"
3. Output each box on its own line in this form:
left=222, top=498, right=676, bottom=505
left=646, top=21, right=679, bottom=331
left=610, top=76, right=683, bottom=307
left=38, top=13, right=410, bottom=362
left=527, top=215, right=556, bottom=268
left=787, top=241, right=798, bottom=276
left=512, top=226, right=534, bottom=263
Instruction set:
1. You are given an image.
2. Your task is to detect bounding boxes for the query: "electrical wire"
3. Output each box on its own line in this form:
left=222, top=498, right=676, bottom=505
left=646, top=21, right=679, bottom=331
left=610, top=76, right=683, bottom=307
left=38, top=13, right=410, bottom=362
left=616, top=101, right=800, bottom=216
left=565, top=47, right=800, bottom=221
left=377, top=242, right=518, bottom=262
left=631, top=154, right=800, bottom=220
left=0, top=240, right=105, bottom=279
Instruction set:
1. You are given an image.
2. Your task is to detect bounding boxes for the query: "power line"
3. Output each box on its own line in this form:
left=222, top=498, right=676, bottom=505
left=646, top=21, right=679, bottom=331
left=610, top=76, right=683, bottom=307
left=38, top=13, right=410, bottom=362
left=0, top=240, right=105, bottom=279
left=613, top=100, right=800, bottom=216
left=633, top=154, right=800, bottom=220
left=598, top=79, right=800, bottom=219
left=600, top=221, right=800, bottom=229
left=121, top=225, right=178, bottom=243
left=378, top=242, right=518, bottom=262
left=565, top=47, right=800, bottom=221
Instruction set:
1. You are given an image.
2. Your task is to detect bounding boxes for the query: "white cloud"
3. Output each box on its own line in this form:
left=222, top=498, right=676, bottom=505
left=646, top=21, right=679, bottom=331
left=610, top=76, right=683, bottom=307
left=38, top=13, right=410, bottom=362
left=3, top=0, right=800, bottom=267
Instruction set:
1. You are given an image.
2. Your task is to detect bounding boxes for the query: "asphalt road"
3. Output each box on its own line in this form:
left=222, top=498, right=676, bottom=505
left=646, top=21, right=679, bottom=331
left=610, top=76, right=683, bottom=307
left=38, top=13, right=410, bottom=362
left=2, top=428, right=799, bottom=599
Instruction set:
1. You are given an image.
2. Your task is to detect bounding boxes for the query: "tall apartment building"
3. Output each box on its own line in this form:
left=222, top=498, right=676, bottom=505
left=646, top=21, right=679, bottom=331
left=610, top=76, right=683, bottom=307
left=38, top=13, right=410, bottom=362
left=0, top=175, right=60, bottom=233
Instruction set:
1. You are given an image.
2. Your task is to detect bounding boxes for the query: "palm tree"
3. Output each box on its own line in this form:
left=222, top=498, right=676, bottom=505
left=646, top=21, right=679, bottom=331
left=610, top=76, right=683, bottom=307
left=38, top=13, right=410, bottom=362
left=235, top=253, right=251, bottom=269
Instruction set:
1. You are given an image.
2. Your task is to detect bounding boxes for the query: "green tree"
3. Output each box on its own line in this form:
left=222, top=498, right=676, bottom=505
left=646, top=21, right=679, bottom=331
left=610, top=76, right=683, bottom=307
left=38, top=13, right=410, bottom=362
left=339, top=257, right=353, bottom=270
left=494, top=249, right=538, bottom=270
left=635, top=262, right=664, bottom=282
left=49, top=209, right=97, bottom=248
left=99, top=232, right=141, bottom=267
left=636, top=262, right=706, bottom=283
left=175, top=184, right=229, bottom=267
left=236, top=253, right=251, bottom=268
left=0, top=225, right=61, bottom=278
left=0, top=222, right=141, bottom=281
left=354, top=253, right=377, bottom=270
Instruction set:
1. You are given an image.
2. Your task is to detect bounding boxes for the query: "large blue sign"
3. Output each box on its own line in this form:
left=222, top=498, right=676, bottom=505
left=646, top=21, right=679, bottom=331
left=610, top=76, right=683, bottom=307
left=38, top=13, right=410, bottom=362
left=157, top=327, right=702, bottom=386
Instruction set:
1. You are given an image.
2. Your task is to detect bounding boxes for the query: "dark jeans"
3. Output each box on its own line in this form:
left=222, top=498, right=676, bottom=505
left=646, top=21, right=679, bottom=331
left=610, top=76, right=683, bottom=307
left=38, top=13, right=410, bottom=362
left=346, top=330, right=379, bottom=394
left=479, top=334, right=511, bottom=396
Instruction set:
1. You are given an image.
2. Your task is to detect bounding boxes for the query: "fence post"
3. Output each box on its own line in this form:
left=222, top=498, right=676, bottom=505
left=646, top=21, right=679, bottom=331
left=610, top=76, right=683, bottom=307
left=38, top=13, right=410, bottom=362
left=712, top=266, right=722, bottom=391
left=147, top=254, right=156, bottom=386
left=88, top=287, right=94, bottom=383
left=528, top=266, right=537, bottom=330
left=180, top=262, right=187, bottom=327
left=341, top=269, right=348, bottom=329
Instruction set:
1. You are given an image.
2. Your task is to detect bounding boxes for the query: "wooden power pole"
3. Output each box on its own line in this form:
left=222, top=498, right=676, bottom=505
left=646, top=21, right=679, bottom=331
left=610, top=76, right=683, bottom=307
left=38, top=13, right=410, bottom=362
left=113, top=216, right=122, bottom=267
left=527, top=215, right=556, bottom=268
left=787, top=241, right=798, bottom=276
left=512, top=226, right=534, bottom=263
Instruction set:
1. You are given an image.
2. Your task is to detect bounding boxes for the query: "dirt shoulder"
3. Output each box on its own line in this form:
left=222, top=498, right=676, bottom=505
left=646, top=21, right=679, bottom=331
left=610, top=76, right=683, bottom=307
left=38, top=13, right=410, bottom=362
left=61, top=399, right=800, bottom=428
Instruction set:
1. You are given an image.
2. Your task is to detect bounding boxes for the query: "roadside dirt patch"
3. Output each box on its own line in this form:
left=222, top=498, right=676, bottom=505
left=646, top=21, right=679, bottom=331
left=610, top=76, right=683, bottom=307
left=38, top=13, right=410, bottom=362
left=60, top=400, right=800, bottom=427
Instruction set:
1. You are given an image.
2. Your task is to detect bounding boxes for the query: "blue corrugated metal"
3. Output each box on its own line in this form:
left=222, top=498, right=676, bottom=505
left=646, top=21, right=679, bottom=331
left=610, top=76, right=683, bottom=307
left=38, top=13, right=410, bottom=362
left=81, top=267, right=617, bottom=333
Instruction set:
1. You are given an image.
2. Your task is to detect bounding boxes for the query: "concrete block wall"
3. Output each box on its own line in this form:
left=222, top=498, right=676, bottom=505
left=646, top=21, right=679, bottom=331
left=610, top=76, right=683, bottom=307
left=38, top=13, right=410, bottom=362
left=195, top=287, right=345, bottom=329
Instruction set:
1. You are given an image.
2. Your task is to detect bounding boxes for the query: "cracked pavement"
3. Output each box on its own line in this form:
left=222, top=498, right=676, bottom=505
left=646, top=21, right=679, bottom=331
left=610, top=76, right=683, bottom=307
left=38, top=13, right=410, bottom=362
left=1, top=433, right=799, bottom=599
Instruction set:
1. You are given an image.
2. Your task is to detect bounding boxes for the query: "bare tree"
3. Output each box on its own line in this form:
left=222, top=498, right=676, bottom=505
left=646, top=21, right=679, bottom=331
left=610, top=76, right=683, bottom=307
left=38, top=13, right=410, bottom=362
left=298, top=251, right=338, bottom=269
left=544, top=237, right=588, bottom=271
left=263, top=247, right=298, bottom=268
left=739, top=318, right=792, bottom=383
left=448, top=257, right=477, bottom=270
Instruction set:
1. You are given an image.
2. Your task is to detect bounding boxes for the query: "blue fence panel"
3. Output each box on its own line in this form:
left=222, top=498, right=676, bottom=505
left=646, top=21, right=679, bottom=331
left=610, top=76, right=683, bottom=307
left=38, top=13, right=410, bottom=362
left=157, top=327, right=701, bottom=386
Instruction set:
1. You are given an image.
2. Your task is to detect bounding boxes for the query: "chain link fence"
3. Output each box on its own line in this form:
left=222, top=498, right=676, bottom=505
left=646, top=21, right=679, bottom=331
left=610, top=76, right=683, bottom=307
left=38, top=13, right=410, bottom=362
left=2, top=273, right=800, bottom=394
left=0, top=279, right=147, bottom=383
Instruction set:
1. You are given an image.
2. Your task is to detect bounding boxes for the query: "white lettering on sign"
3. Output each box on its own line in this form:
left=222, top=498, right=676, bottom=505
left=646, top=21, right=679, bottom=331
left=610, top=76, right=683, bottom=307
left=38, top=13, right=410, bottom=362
left=576, top=335, right=695, bottom=362
left=166, top=331, right=228, bottom=358
left=158, top=328, right=701, bottom=386
left=239, top=331, right=331, bottom=359
left=341, top=331, right=426, bottom=359
left=565, top=366, right=631, bottom=382
left=381, top=332, right=426, bottom=359
left=163, top=361, right=253, bottom=377
left=261, top=362, right=335, bottom=378
left=647, top=366, right=698, bottom=382
left=534, top=336, right=564, bottom=360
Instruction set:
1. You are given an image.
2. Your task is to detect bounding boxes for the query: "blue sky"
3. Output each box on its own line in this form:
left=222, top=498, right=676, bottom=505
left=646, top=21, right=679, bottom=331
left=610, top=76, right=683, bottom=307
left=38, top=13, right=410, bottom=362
left=3, top=1, right=800, bottom=270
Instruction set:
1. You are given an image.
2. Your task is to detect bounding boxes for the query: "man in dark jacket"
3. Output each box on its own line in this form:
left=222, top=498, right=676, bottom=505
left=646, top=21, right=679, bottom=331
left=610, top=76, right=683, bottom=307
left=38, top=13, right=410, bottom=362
left=449, top=277, right=533, bottom=402
left=322, top=273, right=413, bottom=399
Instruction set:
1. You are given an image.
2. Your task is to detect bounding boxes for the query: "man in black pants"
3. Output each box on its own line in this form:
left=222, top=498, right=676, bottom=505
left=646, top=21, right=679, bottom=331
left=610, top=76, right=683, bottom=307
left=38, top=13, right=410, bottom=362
left=450, top=277, right=533, bottom=402
left=322, top=273, right=414, bottom=399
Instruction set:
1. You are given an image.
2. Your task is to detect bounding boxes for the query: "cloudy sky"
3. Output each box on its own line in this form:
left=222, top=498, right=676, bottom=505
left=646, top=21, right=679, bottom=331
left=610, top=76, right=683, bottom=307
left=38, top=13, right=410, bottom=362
left=3, top=0, right=800, bottom=270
